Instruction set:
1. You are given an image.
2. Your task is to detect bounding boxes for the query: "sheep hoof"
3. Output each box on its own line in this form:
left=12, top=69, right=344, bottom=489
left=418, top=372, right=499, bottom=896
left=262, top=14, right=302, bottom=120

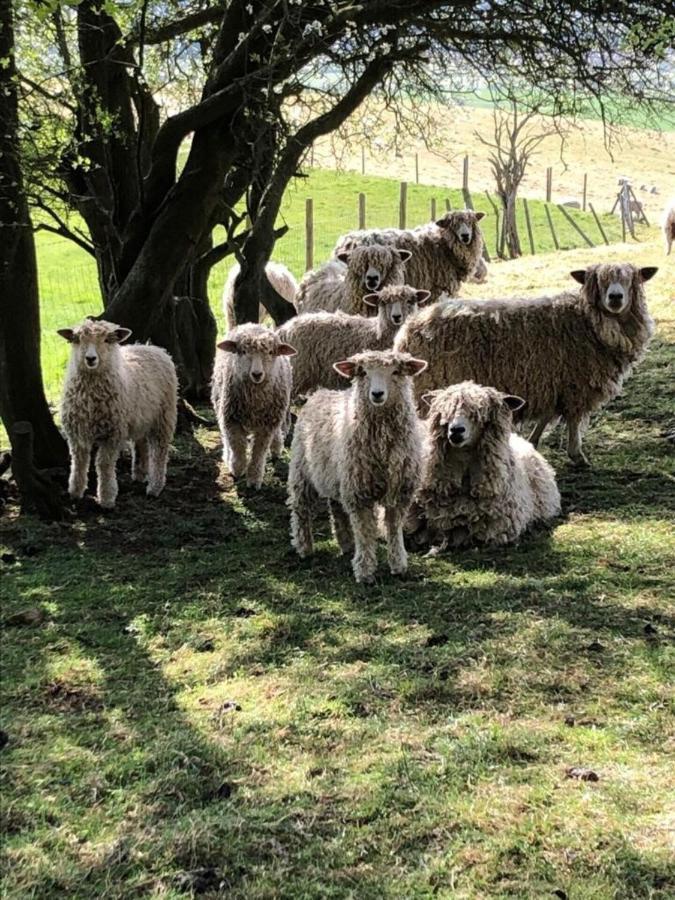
left=355, top=572, right=376, bottom=585
left=98, top=499, right=116, bottom=510
left=570, top=453, right=590, bottom=468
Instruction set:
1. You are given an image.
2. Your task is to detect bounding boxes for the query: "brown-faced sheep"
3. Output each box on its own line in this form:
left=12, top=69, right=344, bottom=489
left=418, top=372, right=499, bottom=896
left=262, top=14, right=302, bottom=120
left=662, top=198, right=675, bottom=255
left=223, top=261, right=298, bottom=327
left=287, top=349, right=427, bottom=583
left=278, top=285, right=431, bottom=397
left=395, top=263, right=658, bottom=466
left=211, top=324, right=296, bottom=488
left=334, top=210, right=486, bottom=301
left=295, top=245, right=411, bottom=315
left=406, top=382, right=561, bottom=549
left=58, top=319, right=177, bottom=508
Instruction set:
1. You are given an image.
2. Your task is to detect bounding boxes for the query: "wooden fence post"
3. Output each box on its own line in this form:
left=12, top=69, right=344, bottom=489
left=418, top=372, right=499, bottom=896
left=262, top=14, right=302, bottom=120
left=399, top=181, right=407, bottom=229
left=544, top=203, right=559, bottom=250
left=462, top=155, right=469, bottom=192
left=588, top=202, right=609, bottom=245
left=430, top=197, right=437, bottom=221
left=445, top=198, right=452, bottom=212
left=305, top=198, right=313, bottom=271
left=582, top=173, right=588, bottom=211
left=358, top=192, right=366, bottom=229
left=415, top=153, right=419, bottom=184
left=557, top=204, right=594, bottom=247
left=523, top=198, right=536, bottom=255
left=546, top=167, right=552, bottom=202
left=361, top=146, right=365, bottom=176
left=310, top=144, right=315, bottom=168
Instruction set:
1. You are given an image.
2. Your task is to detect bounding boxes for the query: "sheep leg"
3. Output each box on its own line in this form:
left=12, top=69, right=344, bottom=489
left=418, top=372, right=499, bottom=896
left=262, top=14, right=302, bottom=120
left=146, top=438, right=170, bottom=497
left=95, top=442, right=120, bottom=509
left=528, top=416, right=551, bottom=448
left=328, top=500, right=353, bottom=555
left=224, top=424, right=248, bottom=477
left=567, top=416, right=590, bottom=467
left=247, top=431, right=273, bottom=488
left=131, top=439, right=149, bottom=482
left=67, top=441, right=91, bottom=499
left=288, top=478, right=316, bottom=559
left=348, top=505, right=379, bottom=584
left=384, top=506, right=408, bottom=575
left=270, top=427, right=284, bottom=458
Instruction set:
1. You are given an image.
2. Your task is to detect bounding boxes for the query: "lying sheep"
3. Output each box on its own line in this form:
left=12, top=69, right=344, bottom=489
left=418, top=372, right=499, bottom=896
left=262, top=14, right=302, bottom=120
left=211, top=323, right=296, bottom=488
left=223, top=261, right=298, bottom=327
left=662, top=198, right=675, bottom=255
left=395, top=263, right=658, bottom=466
left=58, top=319, right=177, bottom=508
left=278, top=285, right=431, bottom=397
left=334, top=209, right=486, bottom=300
left=295, top=244, right=411, bottom=315
left=287, top=349, right=427, bottom=583
left=406, top=382, right=561, bottom=549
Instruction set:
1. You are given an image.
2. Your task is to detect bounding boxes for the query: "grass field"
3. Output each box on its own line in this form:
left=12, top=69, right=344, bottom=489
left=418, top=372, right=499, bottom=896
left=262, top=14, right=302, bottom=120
left=2, top=238, right=673, bottom=898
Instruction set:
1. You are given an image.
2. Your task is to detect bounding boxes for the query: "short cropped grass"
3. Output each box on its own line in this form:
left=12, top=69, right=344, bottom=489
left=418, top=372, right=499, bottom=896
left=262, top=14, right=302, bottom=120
left=1, top=239, right=673, bottom=898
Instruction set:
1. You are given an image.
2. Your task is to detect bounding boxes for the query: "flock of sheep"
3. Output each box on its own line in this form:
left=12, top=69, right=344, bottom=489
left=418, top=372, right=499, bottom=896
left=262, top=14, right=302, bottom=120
left=56, top=206, right=663, bottom=584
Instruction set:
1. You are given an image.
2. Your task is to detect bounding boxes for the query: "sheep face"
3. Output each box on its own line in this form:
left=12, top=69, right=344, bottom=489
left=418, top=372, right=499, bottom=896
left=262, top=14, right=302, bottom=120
left=57, top=320, right=131, bottom=372
left=363, top=286, right=432, bottom=326
left=217, top=324, right=295, bottom=384
left=435, top=210, right=485, bottom=246
left=334, top=350, right=427, bottom=408
left=424, top=382, right=524, bottom=450
left=337, top=245, right=411, bottom=292
left=571, top=263, right=657, bottom=318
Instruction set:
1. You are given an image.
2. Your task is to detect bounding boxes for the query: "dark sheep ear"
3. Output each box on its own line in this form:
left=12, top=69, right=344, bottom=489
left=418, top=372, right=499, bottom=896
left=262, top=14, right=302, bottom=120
left=400, top=358, right=428, bottom=377
left=396, top=249, right=412, bottom=262
left=503, top=395, right=526, bottom=412
left=570, top=269, right=587, bottom=285
left=474, top=211, right=486, bottom=221
left=275, top=343, right=296, bottom=357
left=640, top=266, right=658, bottom=282
left=362, top=293, right=380, bottom=308
left=414, top=290, right=432, bottom=306
left=435, top=216, right=451, bottom=229
left=218, top=339, right=238, bottom=352
left=57, top=328, right=77, bottom=343
left=336, top=251, right=351, bottom=264
left=106, top=327, right=132, bottom=344
left=333, top=360, right=357, bottom=379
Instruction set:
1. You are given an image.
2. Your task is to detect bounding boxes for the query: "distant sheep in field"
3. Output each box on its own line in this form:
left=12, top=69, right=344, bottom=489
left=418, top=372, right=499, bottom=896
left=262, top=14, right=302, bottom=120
left=406, top=382, right=561, bottom=550
left=211, top=323, right=296, bottom=488
left=287, top=349, right=427, bottom=583
left=58, top=319, right=177, bottom=509
left=223, top=261, right=298, bottom=327
left=334, top=209, right=486, bottom=301
left=295, top=245, right=411, bottom=315
left=662, top=198, right=675, bottom=255
left=278, top=285, right=431, bottom=397
left=395, top=263, right=658, bottom=466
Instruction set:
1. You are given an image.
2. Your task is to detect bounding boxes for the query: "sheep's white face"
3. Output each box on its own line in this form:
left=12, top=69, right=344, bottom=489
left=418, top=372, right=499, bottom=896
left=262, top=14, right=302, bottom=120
left=602, top=281, right=630, bottom=315
left=57, top=321, right=131, bottom=372
left=218, top=336, right=296, bottom=383
left=570, top=264, right=658, bottom=318
left=435, top=211, right=485, bottom=247
left=338, top=247, right=412, bottom=292
left=365, top=265, right=382, bottom=291
left=363, top=288, right=431, bottom=327
left=445, top=413, right=475, bottom=448
left=456, top=222, right=473, bottom=245
left=334, top=353, right=427, bottom=407
left=427, top=384, right=525, bottom=451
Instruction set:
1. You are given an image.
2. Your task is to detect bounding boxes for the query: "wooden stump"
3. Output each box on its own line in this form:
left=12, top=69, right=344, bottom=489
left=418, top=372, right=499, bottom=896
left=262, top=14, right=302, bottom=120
left=9, top=422, right=64, bottom=520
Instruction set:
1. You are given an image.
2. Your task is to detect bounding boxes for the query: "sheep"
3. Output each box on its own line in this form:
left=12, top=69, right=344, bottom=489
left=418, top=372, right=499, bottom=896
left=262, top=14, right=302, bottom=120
left=334, top=209, right=486, bottom=301
left=662, top=198, right=675, bottom=255
left=58, top=319, right=177, bottom=509
left=406, top=382, right=561, bottom=550
left=278, top=285, right=431, bottom=397
left=295, top=244, right=411, bottom=315
left=223, top=261, right=298, bottom=328
left=395, top=262, right=658, bottom=467
left=211, top=323, right=296, bottom=488
left=287, top=349, right=427, bottom=584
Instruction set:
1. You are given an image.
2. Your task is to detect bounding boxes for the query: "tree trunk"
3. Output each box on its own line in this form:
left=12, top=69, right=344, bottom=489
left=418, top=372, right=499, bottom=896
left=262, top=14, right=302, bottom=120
left=0, top=0, right=68, bottom=469
left=502, top=191, right=522, bottom=259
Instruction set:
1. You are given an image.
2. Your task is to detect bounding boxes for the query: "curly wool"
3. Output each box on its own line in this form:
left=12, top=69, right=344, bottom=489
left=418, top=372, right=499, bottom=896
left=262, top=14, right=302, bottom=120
left=335, top=210, right=485, bottom=300
left=395, top=263, right=655, bottom=462
left=409, top=382, right=561, bottom=547
left=223, top=261, right=298, bottom=327
left=278, top=286, right=426, bottom=397
left=295, top=245, right=407, bottom=315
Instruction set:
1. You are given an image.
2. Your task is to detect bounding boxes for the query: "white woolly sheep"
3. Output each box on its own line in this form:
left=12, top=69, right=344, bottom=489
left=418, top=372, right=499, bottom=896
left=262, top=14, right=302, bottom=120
left=662, top=198, right=675, bottom=255
left=58, top=319, right=178, bottom=509
left=406, top=382, right=561, bottom=549
left=211, top=323, right=296, bottom=488
left=395, top=263, right=658, bottom=467
left=334, top=209, right=486, bottom=301
left=295, top=244, right=411, bottom=315
left=278, top=285, right=431, bottom=397
left=223, top=261, right=298, bottom=328
left=287, top=349, right=427, bottom=584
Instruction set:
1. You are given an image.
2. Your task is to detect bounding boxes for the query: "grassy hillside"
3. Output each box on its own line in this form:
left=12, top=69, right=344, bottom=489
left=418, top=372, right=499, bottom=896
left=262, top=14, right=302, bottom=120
left=1, top=238, right=673, bottom=898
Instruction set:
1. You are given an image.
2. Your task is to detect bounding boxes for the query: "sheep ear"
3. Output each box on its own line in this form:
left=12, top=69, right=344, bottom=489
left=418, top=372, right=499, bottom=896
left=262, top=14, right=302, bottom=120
left=336, top=251, right=351, bottom=264
left=640, top=266, right=658, bottom=282
left=414, top=290, right=432, bottom=306
left=106, top=327, right=132, bottom=344
left=333, top=360, right=357, bottom=379
left=420, top=390, right=437, bottom=409
left=218, top=340, right=238, bottom=353
left=570, top=269, right=587, bottom=285
left=503, top=394, right=526, bottom=412
left=275, top=343, right=296, bottom=357
left=435, top=216, right=451, bottom=229
left=57, top=328, right=77, bottom=343
left=396, top=249, right=412, bottom=262
left=474, top=211, right=486, bottom=221
left=363, top=293, right=380, bottom=308
left=400, top=358, right=428, bottom=377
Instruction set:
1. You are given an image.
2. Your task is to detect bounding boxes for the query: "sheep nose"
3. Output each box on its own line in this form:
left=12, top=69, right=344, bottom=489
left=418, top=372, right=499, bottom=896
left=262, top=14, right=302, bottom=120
left=449, top=425, right=466, bottom=444
left=371, top=390, right=385, bottom=403
left=608, top=292, right=623, bottom=304
left=85, top=355, right=97, bottom=366
left=251, top=371, right=264, bottom=382
left=392, top=314, right=402, bottom=323
left=367, top=277, right=379, bottom=287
